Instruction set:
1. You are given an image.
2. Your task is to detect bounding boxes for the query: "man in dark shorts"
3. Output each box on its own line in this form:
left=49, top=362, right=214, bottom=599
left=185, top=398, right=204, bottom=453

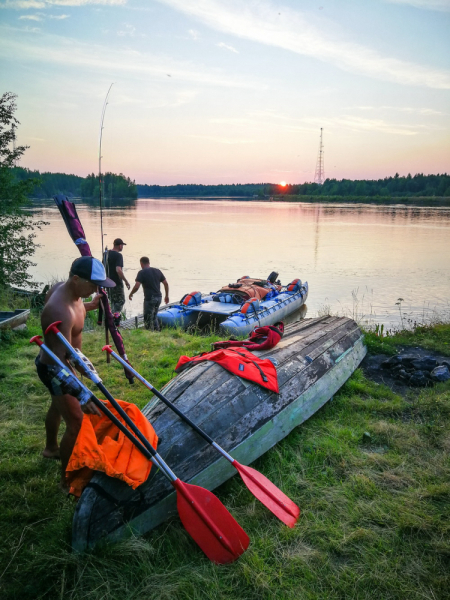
left=129, top=256, right=169, bottom=331
left=35, top=256, right=115, bottom=489
left=105, top=238, right=130, bottom=326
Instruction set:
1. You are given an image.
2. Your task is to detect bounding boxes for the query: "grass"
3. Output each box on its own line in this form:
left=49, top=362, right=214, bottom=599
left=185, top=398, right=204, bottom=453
left=0, top=318, right=449, bottom=599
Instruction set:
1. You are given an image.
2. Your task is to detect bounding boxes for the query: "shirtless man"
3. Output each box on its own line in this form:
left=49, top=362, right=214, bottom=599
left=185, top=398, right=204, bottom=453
left=35, top=256, right=116, bottom=486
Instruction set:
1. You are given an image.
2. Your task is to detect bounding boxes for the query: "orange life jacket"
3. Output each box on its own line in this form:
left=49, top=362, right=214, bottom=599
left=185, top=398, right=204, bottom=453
left=66, top=399, right=158, bottom=498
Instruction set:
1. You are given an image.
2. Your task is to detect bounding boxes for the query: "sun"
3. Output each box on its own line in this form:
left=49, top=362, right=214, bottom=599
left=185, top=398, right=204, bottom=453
left=279, top=181, right=287, bottom=187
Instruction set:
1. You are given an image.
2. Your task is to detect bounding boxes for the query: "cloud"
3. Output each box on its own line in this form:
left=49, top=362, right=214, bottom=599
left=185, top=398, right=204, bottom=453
left=0, top=0, right=126, bottom=8
left=188, top=28, right=199, bottom=39
left=155, top=0, right=450, bottom=89
left=299, top=115, right=421, bottom=136
left=18, top=12, right=42, bottom=18
left=117, top=23, right=136, bottom=36
left=0, top=25, right=263, bottom=90
left=383, top=0, right=450, bottom=11
left=352, top=106, right=446, bottom=115
left=217, top=41, right=238, bottom=53
left=49, top=13, right=69, bottom=18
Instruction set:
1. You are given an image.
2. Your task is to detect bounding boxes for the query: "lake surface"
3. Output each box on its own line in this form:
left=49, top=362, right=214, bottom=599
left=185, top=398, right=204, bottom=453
left=29, top=198, right=450, bottom=329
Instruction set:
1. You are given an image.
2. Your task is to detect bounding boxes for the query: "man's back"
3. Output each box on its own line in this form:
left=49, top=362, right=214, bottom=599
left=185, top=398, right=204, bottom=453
left=136, top=267, right=165, bottom=299
left=106, top=250, right=123, bottom=286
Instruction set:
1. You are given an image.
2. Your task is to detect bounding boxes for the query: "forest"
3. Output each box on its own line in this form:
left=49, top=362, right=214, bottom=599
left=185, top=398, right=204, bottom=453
left=137, top=173, right=450, bottom=198
left=12, top=168, right=450, bottom=200
left=12, top=167, right=137, bottom=200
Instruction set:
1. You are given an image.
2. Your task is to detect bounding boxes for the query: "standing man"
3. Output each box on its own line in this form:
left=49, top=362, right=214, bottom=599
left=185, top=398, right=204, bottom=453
left=35, top=256, right=116, bottom=489
left=129, top=256, right=169, bottom=331
left=106, top=238, right=130, bottom=326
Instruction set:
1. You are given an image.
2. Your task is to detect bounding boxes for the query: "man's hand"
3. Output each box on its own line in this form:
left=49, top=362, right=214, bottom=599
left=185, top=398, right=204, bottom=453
left=125, top=281, right=131, bottom=290
left=84, top=293, right=100, bottom=312
left=164, top=295, right=169, bottom=305
left=81, top=399, right=102, bottom=416
left=129, top=293, right=134, bottom=301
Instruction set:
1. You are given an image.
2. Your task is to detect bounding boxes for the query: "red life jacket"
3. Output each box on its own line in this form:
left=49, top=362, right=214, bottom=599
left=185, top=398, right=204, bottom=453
left=175, top=347, right=279, bottom=393
left=212, top=323, right=284, bottom=352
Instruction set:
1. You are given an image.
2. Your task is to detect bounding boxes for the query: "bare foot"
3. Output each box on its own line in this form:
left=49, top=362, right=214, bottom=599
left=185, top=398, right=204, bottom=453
left=42, top=447, right=60, bottom=460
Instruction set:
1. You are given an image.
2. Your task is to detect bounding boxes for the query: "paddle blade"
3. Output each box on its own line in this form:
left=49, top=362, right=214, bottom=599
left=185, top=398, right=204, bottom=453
left=233, top=461, right=300, bottom=528
left=173, top=479, right=249, bottom=564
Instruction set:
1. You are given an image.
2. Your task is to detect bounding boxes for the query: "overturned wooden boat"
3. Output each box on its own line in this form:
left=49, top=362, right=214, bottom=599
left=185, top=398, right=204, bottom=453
left=0, top=309, right=30, bottom=330
left=72, top=316, right=366, bottom=551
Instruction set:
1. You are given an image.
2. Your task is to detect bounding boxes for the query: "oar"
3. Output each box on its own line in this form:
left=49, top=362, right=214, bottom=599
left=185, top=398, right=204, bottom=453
left=103, top=345, right=300, bottom=528
left=34, top=327, right=250, bottom=564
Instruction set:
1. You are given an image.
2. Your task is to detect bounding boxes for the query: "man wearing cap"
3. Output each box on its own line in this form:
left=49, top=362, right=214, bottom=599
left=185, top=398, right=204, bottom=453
left=106, top=238, right=130, bottom=326
left=35, top=256, right=116, bottom=490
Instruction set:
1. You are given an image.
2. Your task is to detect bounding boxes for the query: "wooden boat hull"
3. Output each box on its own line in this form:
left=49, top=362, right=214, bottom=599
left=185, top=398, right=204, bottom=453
left=0, top=309, right=30, bottom=330
left=72, top=316, right=366, bottom=551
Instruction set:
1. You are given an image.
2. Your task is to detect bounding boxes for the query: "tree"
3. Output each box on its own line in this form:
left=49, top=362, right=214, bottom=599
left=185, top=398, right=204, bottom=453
left=0, top=92, right=46, bottom=289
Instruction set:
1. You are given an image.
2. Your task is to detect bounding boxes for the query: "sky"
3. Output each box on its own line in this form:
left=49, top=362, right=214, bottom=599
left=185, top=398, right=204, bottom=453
left=0, top=0, right=449, bottom=185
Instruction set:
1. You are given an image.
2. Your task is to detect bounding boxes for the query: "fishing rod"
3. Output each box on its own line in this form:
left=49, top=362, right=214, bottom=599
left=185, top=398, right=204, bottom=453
left=99, top=83, right=114, bottom=257
left=98, top=83, right=114, bottom=361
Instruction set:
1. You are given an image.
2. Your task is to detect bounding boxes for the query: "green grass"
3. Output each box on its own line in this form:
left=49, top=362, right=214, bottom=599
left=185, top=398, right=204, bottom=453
left=0, top=319, right=449, bottom=599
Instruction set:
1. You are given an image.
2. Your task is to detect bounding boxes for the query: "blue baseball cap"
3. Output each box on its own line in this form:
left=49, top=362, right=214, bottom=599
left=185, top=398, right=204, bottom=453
left=70, top=256, right=116, bottom=288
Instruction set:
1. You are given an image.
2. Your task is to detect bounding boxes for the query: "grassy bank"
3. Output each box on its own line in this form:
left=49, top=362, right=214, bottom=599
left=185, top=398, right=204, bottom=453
left=0, top=319, right=449, bottom=600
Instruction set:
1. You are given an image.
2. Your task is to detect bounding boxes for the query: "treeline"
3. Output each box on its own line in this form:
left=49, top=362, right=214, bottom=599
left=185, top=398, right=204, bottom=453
left=136, top=183, right=269, bottom=197
left=13, top=168, right=450, bottom=200
left=12, top=167, right=138, bottom=199
left=81, top=173, right=138, bottom=200
left=276, top=173, right=450, bottom=198
left=137, top=174, right=450, bottom=198
left=12, top=167, right=84, bottom=198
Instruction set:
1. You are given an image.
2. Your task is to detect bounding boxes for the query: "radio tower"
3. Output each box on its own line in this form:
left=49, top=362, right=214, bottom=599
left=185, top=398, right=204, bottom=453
left=314, top=128, right=324, bottom=185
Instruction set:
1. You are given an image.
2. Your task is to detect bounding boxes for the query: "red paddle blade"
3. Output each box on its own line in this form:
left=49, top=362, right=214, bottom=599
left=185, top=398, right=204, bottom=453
left=173, top=479, right=249, bottom=564
left=233, top=461, right=300, bottom=528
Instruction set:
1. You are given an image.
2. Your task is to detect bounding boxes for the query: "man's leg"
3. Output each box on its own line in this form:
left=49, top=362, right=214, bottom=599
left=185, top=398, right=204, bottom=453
left=50, top=393, right=84, bottom=487
left=152, top=300, right=161, bottom=331
left=111, top=286, right=125, bottom=326
left=143, top=299, right=152, bottom=330
left=43, top=398, right=61, bottom=459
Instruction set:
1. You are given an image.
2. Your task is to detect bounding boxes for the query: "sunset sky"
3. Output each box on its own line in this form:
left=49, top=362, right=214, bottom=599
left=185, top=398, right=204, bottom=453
left=1, top=0, right=449, bottom=185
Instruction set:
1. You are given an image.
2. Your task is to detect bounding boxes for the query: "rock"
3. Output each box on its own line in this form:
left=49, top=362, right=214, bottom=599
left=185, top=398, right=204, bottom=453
left=381, top=356, right=402, bottom=369
left=411, top=357, right=438, bottom=371
left=409, top=370, right=429, bottom=387
left=397, top=369, right=410, bottom=381
left=430, top=365, right=450, bottom=382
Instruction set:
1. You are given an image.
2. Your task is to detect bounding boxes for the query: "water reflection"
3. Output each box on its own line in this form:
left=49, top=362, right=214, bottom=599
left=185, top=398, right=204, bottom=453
left=28, top=199, right=450, bottom=328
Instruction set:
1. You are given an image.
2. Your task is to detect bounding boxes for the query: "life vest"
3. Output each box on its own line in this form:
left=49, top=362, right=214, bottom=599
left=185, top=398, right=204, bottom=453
left=65, top=399, right=158, bottom=498
left=212, top=323, right=284, bottom=352
left=175, top=347, right=279, bottom=393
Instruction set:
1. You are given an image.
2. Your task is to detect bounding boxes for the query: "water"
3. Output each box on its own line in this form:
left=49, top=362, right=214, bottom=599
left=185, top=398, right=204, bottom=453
left=28, top=198, right=450, bottom=329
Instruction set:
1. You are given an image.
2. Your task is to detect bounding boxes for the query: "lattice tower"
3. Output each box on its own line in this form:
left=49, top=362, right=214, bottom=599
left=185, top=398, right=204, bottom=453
left=314, top=128, right=325, bottom=185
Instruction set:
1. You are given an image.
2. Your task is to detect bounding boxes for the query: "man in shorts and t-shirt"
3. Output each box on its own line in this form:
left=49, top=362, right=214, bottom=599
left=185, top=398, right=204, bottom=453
left=129, top=256, right=169, bottom=331
left=106, top=238, right=130, bottom=326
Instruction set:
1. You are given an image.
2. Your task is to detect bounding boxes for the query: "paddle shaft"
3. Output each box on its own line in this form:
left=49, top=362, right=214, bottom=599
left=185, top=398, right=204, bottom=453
left=105, top=347, right=237, bottom=463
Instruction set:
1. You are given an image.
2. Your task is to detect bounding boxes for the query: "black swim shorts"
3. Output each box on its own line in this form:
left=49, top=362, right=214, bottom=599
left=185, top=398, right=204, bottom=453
left=35, top=355, right=65, bottom=396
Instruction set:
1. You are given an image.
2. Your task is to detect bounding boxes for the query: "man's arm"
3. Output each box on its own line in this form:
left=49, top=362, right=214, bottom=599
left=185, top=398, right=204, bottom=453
left=83, top=293, right=100, bottom=312
left=129, top=281, right=141, bottom=301
left=116, top=266, right=130, bottom=290
left=163, top=279, right=169, bottom=304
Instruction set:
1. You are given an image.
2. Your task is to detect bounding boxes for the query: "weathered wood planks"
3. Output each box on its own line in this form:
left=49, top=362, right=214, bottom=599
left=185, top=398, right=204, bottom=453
left=72, top=316, right=367, bottom=551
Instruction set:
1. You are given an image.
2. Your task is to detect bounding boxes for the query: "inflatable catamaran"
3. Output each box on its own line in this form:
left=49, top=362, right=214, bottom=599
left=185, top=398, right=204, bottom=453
left=158, top=273, right=308, bottom=336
